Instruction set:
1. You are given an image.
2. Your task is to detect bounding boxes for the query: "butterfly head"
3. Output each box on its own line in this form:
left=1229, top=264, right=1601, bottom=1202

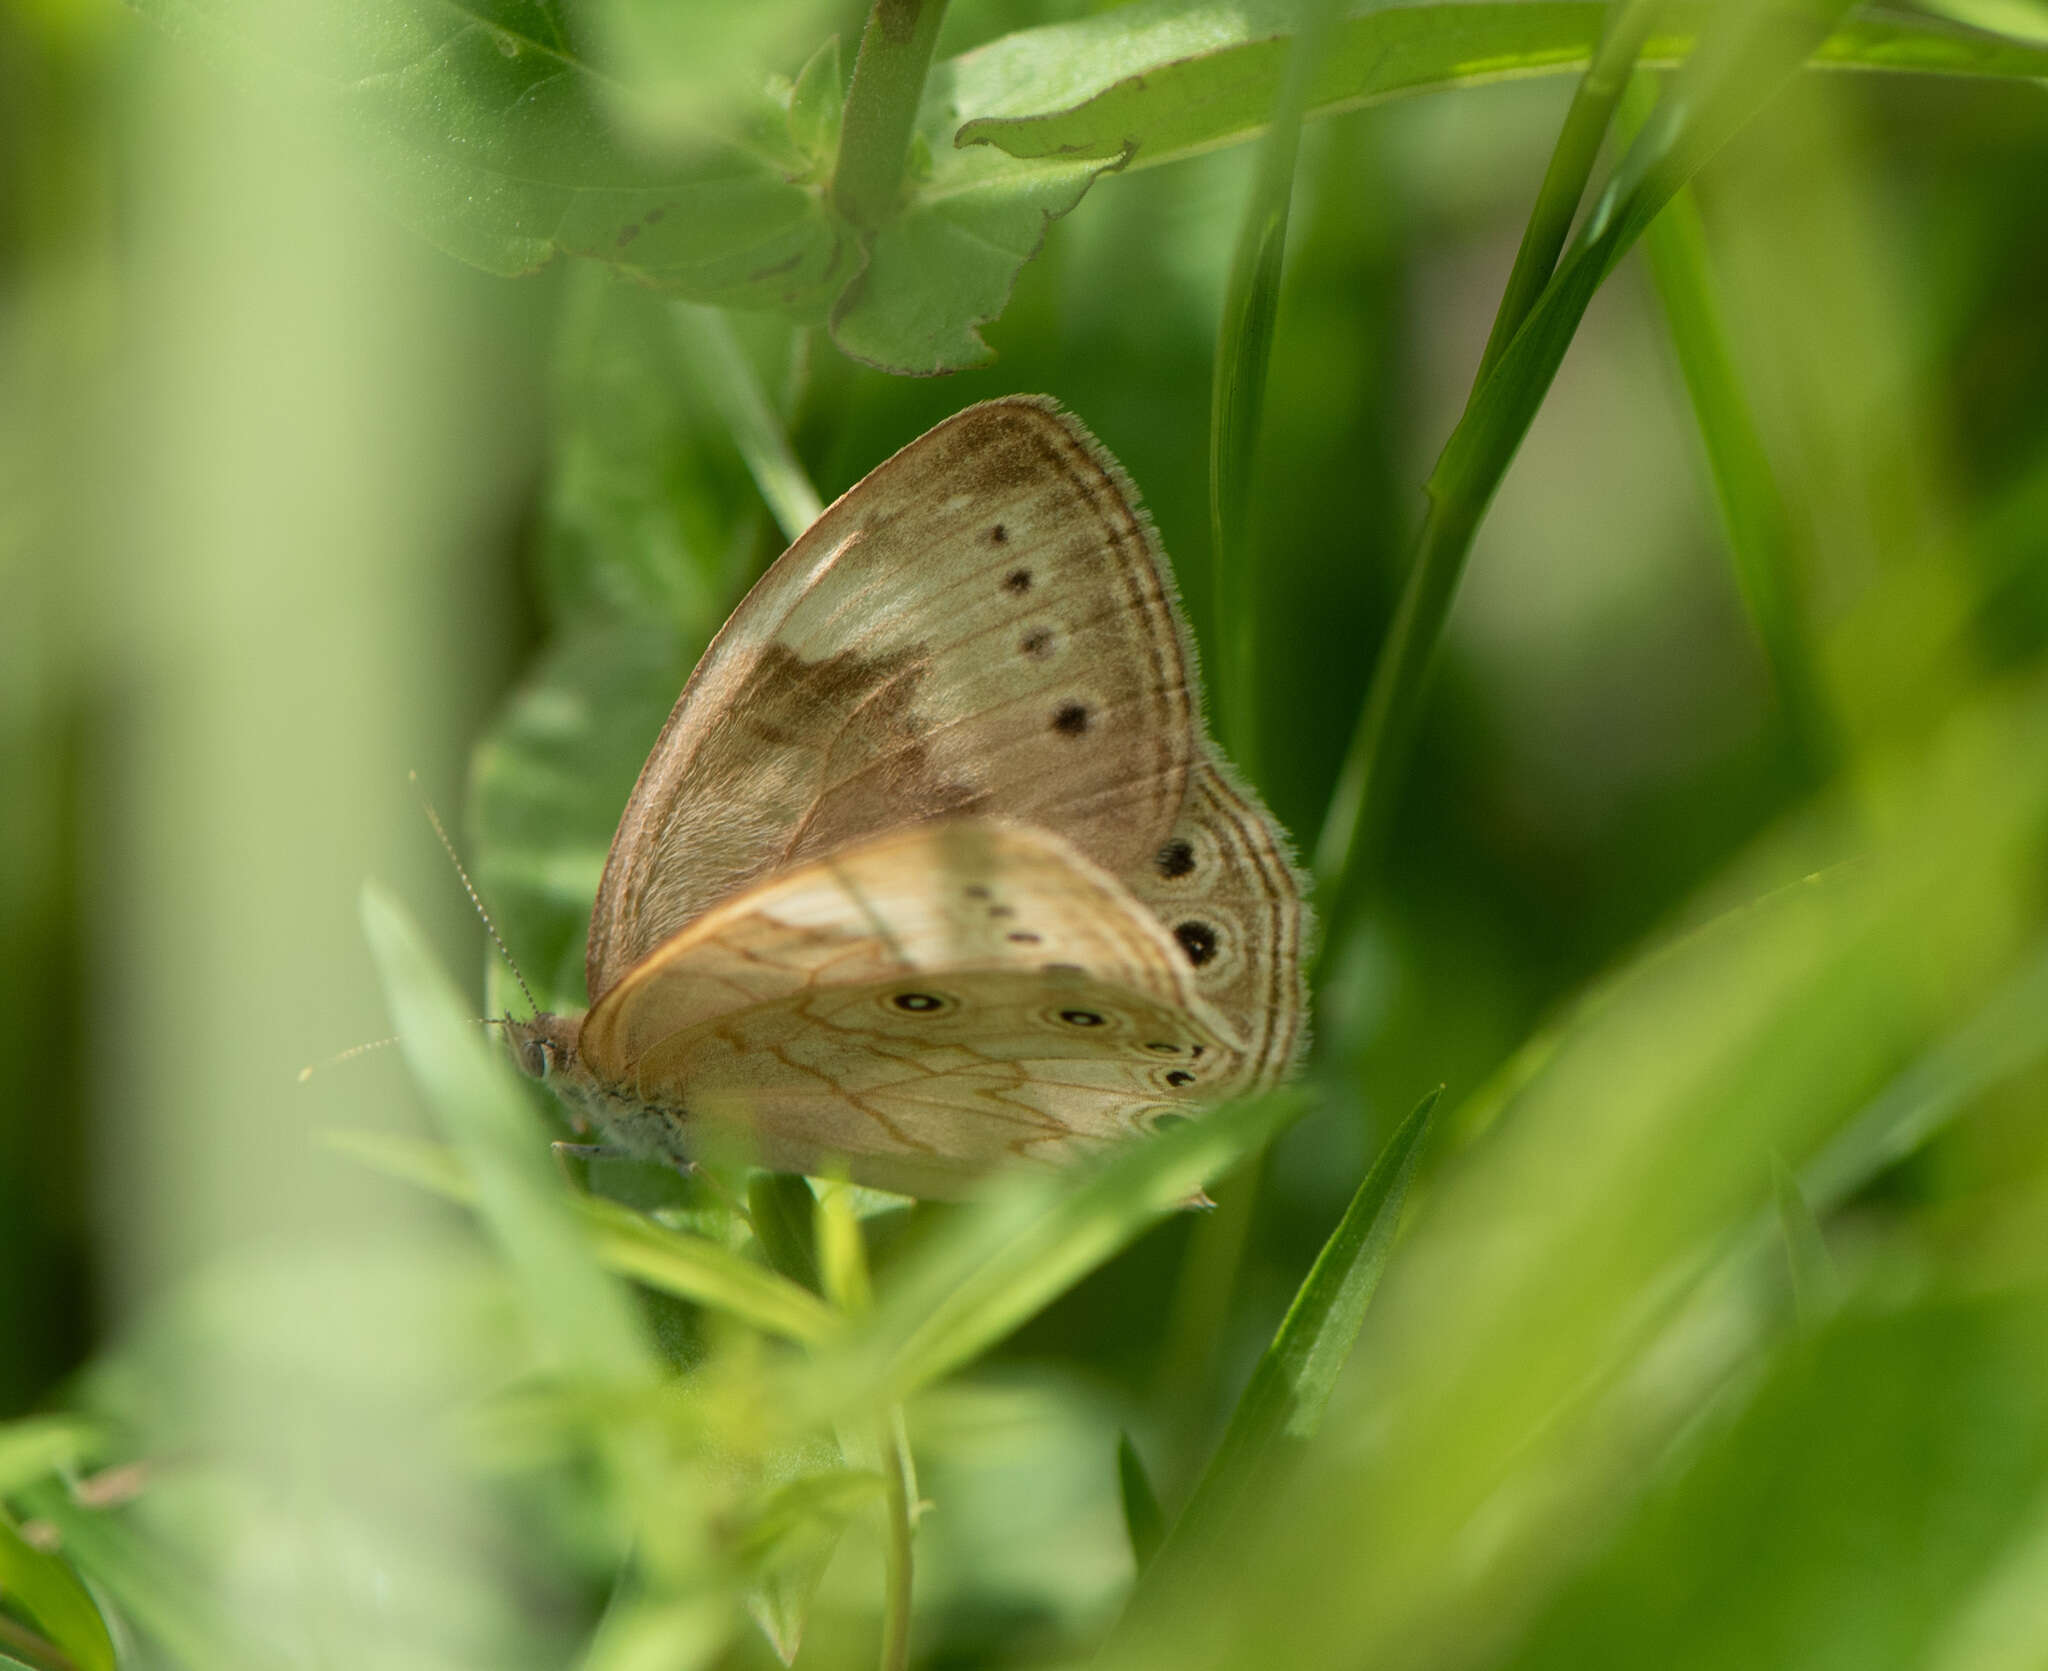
left=504, top=1010, right=585, bottom=1087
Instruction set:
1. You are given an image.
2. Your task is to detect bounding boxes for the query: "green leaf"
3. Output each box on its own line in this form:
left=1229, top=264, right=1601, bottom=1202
left=1116, top=1434, right=1166, bottom=1573
left=361, top=885, right=656, bottom=1383
left=748, top=1173, right=823, bottom=1294
left=827, top=144, right=1112, bottom=374
left=12, top=1484, right=264, bottom=1671
left=950, top=1, right=2048, bottom=170
left=325, top=1129, right=839, bottom=1343
left=1771, top=1157, right=1842, bottom=1328
left=807, top=1090, right=1306, bottom=1416
left=0, top=1418, right=100, bottom=1499
left=1108, top=1088, right=1438, bottom=1654
left=0, top=1513, right=114, bottom=1671
left=1507, top=1295, right=2048, bottom=1671
left=131, top=0, right=848, bottom=308
left=737, top=1468, right=885, bottom=1665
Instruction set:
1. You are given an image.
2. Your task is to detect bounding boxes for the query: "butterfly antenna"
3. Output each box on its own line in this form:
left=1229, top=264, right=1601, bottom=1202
left=298, top=1036, right=399, bottom=1082
left=409, top=770, right=541, bottom=1018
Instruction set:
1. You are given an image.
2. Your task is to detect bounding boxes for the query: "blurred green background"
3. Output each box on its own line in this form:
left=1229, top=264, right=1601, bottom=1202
left=4, top=1, right=2048, bottom=1668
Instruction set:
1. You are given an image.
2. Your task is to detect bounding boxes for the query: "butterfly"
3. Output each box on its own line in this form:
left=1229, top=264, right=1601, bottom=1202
left=507, top=397, right=1307, bottom=1200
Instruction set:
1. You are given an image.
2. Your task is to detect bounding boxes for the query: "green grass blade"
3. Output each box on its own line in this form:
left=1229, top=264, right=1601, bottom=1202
left=669, top=305, right=822, bottom=545
left=1116, top=1435, right=1167, bottom=1573
left=0, top=1514, right=114, bottom=1671
left=1475, top=0, right=1664, bottom=388
left=1104, top=1088, right=1438, bottom=1657
left=1314, top=0, right=1858, bottom=950
left=811, top=1092, right=1306, bottom=1414
left=15, top=1485, right=268, bottom=1671
left=1624, top=74, right=1837, bottom=775
left=1771, top=1157, right=1842, bottom=1328
left=1209, top=0, right=1344, bottom=774
left=361, top=885, right=656, bottom=1383
left=325, top=1128, right=838, bottom=1344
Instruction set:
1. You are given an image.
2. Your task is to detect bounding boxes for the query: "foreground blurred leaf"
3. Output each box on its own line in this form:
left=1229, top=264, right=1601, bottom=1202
left=0, top=1513, right=114, bottom=1671
left=326, top=1129, right=838, bottom=1344
left=1508, top=1293, right=2048, bottom=1671
left=130, top=0, right=848, bottom=306
left=1108, top=1087, right=1436, bottom=1654
left=362, top=885, right=656, bottom=1383
left=1110, top=668, right=2048, bottom=1669
left=812, top=1091, right=1306, bottom=1416
left=1116, top=1435, right=1166, bottom=1573
left=0, top=1418, right=100, bottom=1499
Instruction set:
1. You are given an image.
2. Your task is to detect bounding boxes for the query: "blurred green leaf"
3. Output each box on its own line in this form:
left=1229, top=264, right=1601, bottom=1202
left=1110, top=1087, right=1437, bottom=1654
left=1771, top=1157, right=1842, bottom=1328
left=1508, top=1294, right=2048, bottom=1671
left=362, top=884, right=656, bottom=1383
left=325, top=1129, right=838, bottom=1343
left=748, top=1173, right=823, bottom=1295
left=0, top=1513, right=113, bottom=1671
left=0, top=1419, right=100, bottom=1500
left=13, top=1486, right=266, bottom=1671
left=1115, top=666, right=2048, bottom=1669
left=950, top=0, right=2048, bottom=169
left=1116, top=1434, right=1165, bottom=1573
left=129, top=0, right=849, bottom=306
left=811, top=1091, right=1306, bottom=1416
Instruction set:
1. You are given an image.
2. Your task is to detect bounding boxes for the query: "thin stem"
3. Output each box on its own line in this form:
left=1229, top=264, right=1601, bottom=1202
left=1210, top=0, right=1344, bottom=776
left=671, top=305, right=823, bottom=544
left=877, top=1409, right=917, bottom=1671
left=832, top=0, right=951, bottom=233
left=1312, top=0, right=1852, bottom=973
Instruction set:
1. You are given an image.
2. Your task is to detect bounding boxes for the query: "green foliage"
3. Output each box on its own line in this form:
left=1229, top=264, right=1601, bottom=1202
left=8, top=1, right=2048, bottom=1669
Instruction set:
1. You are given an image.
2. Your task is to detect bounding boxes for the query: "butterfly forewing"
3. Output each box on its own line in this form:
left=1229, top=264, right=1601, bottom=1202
left=579, top=821, right=1244, bottom=1198
left=584, top=399, right=1196, bottom=1003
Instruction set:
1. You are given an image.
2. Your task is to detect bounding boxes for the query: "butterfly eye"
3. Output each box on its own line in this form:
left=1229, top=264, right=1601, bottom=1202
left=516, top=1037, right=551, bottom=1079
left=891, top=992, right=950, bottom=1015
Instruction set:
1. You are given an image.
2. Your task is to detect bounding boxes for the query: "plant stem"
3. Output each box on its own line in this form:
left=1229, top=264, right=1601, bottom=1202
left=878, top=1409, right=917, bottom=1671
left=833, top=0, right=951, bottom=233
left=671, top=306, right=823, bottom=545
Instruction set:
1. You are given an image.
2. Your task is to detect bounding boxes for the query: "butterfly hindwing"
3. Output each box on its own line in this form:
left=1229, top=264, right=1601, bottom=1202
left=1125, top=751, right=1311, bottom=1097
left=585, top=399, right=1198, bottom=1002
left=578, top=820, right=1242, bottom=1198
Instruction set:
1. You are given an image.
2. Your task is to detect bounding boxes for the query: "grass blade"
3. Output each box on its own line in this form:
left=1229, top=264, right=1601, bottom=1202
left=361, top=884, right=656, bottom=1383
left=325, top=1129, right=838, bottom=1345
left=1315, top=0, right=1859, bottom=954
left=812, top=1092, right=1306, bottom=1414
left=1210, top=0, right=1344, bottom=773
left=0, top=1514, right=114, bottom=1671
left=1103, top=1088, right=1438, bottom=1658
left=1625, top=73, right=1837, bottom=776
left=1771, top=1158, right=1842, bottom=1327
left=669, top=305, right=822, bottom=544
left=1116, top=1435, right=1166, bottom=1573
